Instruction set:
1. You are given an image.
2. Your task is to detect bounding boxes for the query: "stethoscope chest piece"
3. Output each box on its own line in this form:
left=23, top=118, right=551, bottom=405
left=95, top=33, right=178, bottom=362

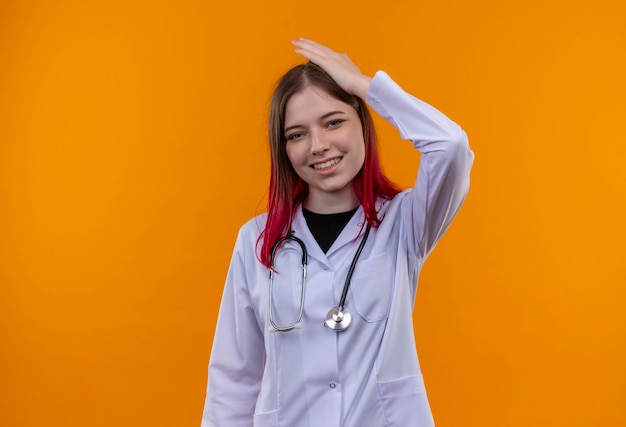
left=324, top=306, right=351, bottom=331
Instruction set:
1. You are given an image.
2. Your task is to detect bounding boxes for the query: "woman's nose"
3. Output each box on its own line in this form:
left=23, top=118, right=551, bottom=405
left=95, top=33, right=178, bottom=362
left=310, top=131, right=330, bottom=155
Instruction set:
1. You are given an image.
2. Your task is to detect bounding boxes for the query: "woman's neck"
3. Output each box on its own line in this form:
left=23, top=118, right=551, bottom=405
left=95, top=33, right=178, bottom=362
left=303, top=189, right=359, bottom=214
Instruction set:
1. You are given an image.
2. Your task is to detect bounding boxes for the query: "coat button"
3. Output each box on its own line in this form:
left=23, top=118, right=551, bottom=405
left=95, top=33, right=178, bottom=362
left=329, top=382, right=336, bottom=389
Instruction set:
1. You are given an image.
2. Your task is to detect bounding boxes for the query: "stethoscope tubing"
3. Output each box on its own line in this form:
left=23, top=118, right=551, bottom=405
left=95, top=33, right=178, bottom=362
left=268, top=232, right=307, bottom=332
left=268, top=223, right=371, bottom=332
left=337, top=223, right=371, bottom=310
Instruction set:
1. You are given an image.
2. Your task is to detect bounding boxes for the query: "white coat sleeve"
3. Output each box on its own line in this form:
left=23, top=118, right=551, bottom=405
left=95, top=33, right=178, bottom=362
left=201, top=228, right=265, bottom=426
left=366, top=71, right=474, bottom=260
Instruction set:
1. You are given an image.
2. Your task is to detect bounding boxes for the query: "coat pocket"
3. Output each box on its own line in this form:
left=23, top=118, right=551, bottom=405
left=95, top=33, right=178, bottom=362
left=377, top=374, right=434, bottom=427
left=253, top=409, right=279, bottom=427
left=351, top=252, right=393, bottom=322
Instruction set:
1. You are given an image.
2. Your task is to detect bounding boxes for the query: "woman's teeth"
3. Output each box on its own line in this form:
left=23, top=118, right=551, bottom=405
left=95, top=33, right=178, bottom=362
left=312, top=158, right=341, bottom=170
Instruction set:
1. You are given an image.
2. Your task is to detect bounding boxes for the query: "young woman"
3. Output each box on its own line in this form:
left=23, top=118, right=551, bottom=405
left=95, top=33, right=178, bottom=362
left=201, top=39, right=474, bottom=427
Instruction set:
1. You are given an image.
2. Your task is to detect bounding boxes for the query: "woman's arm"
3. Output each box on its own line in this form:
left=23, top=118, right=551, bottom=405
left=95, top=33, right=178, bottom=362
left=366, top=72, right=474, bottom=259
left=202, top=228, right=265, bottom=427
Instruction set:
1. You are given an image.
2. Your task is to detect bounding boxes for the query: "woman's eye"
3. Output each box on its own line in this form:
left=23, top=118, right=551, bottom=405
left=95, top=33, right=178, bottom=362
left=327, top=119, right=343, bottom=128
left=287, top=132, right=304, bottom=141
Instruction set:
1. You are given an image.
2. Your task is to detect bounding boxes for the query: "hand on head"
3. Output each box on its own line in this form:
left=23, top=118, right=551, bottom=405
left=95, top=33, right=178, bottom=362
left=292, top=38, right=372, bottom=100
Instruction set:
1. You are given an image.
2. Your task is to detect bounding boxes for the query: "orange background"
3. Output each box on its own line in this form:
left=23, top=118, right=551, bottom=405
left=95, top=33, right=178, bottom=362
left=1, top=0, right=625, bottom=426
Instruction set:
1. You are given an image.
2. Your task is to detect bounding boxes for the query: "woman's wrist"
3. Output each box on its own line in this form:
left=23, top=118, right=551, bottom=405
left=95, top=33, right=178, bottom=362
left=353, top=75, right=372, bottom=100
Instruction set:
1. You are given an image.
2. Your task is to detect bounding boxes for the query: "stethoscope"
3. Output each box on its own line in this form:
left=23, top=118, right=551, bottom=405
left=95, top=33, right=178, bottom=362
left=268, top=224, right=371, bottom=332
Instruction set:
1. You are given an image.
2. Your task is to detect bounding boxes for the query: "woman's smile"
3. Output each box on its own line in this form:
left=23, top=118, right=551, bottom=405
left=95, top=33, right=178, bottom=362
left=311, top=156, right=342, bottom=171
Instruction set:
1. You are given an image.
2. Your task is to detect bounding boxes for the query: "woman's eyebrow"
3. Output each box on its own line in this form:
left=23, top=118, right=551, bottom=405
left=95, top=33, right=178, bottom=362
left=284, top=110, right=347, bottom=134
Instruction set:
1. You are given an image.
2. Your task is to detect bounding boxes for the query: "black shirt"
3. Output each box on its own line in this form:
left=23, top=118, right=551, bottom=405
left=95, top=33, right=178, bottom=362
left=302, top=207, right=359, bottom=253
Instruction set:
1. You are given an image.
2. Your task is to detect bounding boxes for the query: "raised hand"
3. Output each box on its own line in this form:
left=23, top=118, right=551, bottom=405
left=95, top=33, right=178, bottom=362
left=292, top=38, right=372, bottom=100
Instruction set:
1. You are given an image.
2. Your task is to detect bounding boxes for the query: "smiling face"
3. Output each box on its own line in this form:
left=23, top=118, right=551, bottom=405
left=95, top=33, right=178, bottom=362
left=283, top=85, right=366, bottom=213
